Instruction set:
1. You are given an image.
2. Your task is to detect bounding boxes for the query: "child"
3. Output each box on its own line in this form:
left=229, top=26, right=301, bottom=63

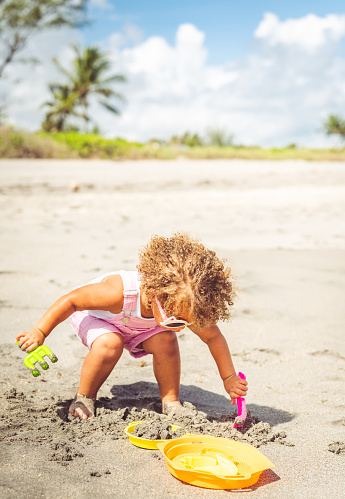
left=16, top=233, right=248, bottom=420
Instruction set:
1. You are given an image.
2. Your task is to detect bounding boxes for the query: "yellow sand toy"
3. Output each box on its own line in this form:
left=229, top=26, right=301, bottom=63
left=156, top=434, right=275, bottom=489
left=16, top=342, right=58, bottom=377
left=124, top=421, right=187, bottom=450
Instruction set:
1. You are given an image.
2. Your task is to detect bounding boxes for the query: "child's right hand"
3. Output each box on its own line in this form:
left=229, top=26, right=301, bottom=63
left=223, top=374, right=248, bottom=405
left=16, top=327, right=45, bottom=353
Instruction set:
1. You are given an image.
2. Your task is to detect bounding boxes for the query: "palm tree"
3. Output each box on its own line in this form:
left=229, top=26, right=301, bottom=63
left=42, top=83, right=82, bottom=132
left=52, top=44, right=126, bottom=131
left=324, top=115, right=345, bottom=141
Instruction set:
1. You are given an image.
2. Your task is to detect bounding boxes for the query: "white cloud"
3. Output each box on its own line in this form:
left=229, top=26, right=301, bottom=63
left=255, top=12, right=345, bottom=52
left=109, top=24, right=144, bottom=49
left=102, top=23, right=240, bottom=140
left=3, top=14, right=345, bottom=147
left=102, top=15, right=345, bottom=146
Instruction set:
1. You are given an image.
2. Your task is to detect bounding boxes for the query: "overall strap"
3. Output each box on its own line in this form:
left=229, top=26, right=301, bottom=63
left=122, top=271, right=138, bottom=315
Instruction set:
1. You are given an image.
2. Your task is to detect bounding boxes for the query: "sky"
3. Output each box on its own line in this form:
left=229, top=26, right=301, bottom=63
left=2, top=0, right=345, bottom=147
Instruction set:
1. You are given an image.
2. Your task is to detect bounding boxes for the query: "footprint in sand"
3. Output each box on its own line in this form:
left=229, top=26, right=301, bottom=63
left=332, top=419, right=345, bottom=427
left=328, top=441, right=345, bottom=455
left=235, top=348, right=281, bottom=364
left=310, top=350, right=345, bottom=362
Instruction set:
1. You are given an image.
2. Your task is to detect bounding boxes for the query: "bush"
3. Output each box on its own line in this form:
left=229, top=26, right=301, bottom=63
left=42, top=132, right=144, bottom=158
left=0, top=127, right=76, bottom=158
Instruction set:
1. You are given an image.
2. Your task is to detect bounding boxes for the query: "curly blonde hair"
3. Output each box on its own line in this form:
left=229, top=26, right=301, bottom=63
left=137, top=233, right=235, bottom=330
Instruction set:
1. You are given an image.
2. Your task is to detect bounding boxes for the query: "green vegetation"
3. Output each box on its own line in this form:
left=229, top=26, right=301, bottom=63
left=205, top=128, right=234, bottom=147
left=170, top=132, right=204, bottom=148
left=41, top=131, right=144, bottom=158
left=169, top=128, right=234, bottom=147
left=323, top=115, right=345, bottom=141
left=1, top=127, right=345, bottom=160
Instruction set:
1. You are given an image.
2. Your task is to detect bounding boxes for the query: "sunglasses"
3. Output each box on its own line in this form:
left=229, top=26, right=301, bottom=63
left=154, top=296, right=192, bottom=330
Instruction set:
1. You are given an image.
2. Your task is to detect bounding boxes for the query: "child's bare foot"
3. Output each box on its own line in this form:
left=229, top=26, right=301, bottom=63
left=162, top=400, right=181, bottom=415
left=163, top=401, right=195, bottom=418
left=69, top=393, right=95, bottom=420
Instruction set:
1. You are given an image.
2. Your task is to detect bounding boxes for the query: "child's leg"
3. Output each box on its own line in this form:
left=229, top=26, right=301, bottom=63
left=69, top=332, right=124, bottom=420
left=142, top=331, right=181, bottom=413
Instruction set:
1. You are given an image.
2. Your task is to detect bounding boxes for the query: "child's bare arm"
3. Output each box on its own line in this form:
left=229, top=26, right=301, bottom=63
left=16, top=294, right=77, bottom=353
left=16, top=275, right=124, bottom=353
left=191, top=324, right=248, bottom=404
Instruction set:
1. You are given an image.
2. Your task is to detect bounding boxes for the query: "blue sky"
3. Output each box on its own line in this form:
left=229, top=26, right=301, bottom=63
left=4, top=0, right=345, bottom=146
left=85, top=0, right=345, bottom=63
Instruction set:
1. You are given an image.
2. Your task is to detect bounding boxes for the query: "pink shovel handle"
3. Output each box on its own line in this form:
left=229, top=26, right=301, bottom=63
left=237, top=372, right=246, bottom=414
left=233, top=372, right=247, bottom=427
left=236, top=397, right=244, bottom=414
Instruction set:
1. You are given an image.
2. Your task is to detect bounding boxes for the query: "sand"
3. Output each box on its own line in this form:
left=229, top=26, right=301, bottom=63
left=0, top=158, right=344, bottom=498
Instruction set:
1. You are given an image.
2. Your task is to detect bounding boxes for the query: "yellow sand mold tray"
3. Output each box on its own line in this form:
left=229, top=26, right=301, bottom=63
left=156, top=434, right=275, bottom=489
left=124, top=421, right=187, bottom=450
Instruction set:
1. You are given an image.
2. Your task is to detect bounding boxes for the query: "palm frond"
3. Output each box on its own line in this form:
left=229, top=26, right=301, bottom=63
left=99, top=101, right=120, bottom=115
left=99, top=74, right=127, bottom=84
left=52, top=57, right=76, bottom=82
left=94, top=88, right=125, bottom=101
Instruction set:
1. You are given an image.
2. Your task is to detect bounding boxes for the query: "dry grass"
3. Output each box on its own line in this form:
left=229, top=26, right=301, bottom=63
left=0, top=127, right=77, bottom=159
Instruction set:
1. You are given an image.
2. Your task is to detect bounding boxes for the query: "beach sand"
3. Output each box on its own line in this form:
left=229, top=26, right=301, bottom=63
left=0, top=159, right=344, bottom=498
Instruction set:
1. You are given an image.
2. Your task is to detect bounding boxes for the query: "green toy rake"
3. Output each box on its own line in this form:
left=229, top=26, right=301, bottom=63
left=16, top=342, right=58, bottom=377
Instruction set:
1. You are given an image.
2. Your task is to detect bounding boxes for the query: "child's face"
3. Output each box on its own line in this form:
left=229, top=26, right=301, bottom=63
left=151, top=298, right=191, bottom=332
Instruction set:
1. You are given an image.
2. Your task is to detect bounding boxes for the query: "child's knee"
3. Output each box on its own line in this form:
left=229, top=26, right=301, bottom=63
left=144, top=332, right=179, bottom=356
left=92, top=333, right=123, bottom=360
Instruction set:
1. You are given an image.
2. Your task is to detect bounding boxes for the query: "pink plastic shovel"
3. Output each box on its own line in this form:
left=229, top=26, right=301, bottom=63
left=233, top=372, right=247, bottom=428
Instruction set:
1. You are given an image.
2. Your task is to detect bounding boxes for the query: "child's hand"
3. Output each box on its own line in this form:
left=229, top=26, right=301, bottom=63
left=16, top=328, right=45, bottom=353
left=223, top=374, right=248, bottom=405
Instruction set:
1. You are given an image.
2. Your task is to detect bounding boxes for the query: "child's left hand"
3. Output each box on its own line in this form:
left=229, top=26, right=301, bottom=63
left=223, top=374, right=248, bottom=405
